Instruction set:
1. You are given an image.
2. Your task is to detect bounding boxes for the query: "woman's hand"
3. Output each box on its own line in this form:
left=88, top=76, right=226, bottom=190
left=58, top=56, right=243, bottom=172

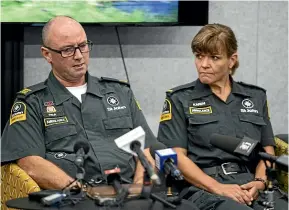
left=214, top=183, right=253, bottom=205
left=240, top=181, right=265, bottom=200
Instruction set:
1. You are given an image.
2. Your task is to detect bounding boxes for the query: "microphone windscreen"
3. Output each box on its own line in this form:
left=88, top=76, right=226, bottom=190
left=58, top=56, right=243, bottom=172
left=210, top=133, right=241, bottom=153
left=106, top=173, right=121, bottom=184
left=149, top=142, right=167, bottom=159
left=74, top=141, right=90, bottom=154
left=130, top=140, right=141, bottom=152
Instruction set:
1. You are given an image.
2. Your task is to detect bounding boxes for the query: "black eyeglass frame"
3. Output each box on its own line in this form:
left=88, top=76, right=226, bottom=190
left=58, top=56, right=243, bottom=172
left=43, top=40, right=93, bottom=58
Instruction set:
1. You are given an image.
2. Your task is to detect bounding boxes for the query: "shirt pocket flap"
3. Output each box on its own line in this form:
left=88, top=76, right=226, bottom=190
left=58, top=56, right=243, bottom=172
left=103, top=116, right=133, bottom=130
left=189, top=115, right=219, bottom=125
left=45, top=124, right=77, bottom=142
left=238, top=115, right=267, bottom=126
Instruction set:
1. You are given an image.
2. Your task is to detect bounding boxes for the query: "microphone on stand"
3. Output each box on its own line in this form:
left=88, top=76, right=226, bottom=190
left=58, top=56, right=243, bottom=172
left=40, top=141, right=90, bottom=206
left=130, top=140, right=161, bottom=185
left=149, top=142, right=183, bottom=181
left=149, top=142, right=183, bottom=203
left=210, top=133, right=261, bottom=161
left=73, top=141, right=90, bottom=181
left=210, top=133, right=288, bottom=170
left=114, top=126, right=161, bottom=186
left=74, top=141, right=90, bottom=167
left=210, top=133, right=289, bottom=209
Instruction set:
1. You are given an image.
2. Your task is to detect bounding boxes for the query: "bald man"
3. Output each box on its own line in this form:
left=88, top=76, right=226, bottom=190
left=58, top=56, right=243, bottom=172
left=1, top=16, right=157, bottom=190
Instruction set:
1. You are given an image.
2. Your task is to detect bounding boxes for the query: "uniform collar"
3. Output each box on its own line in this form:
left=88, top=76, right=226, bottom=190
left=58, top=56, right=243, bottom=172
left=86, top=73, right=104, bottom=98
left=191, top=76, right=251, bottom=100
left=47, top=71, right=103, bottom=105
left=231, top=76, right=251, bottom=97
left=191, top=79, right=213, bottom=99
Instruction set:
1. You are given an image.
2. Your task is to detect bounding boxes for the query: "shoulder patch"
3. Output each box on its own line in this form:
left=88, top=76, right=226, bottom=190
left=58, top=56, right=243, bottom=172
left=160, top=99, right=172, bottom=122
left=10, top=102, right=27, bottom=125
left=166, top=82, right=196, bottom=96
left=100, top=77, right=130, bottom=87
left=237, top=81, right=266, bottom=92
left=16, top=83, right=46, bottom=99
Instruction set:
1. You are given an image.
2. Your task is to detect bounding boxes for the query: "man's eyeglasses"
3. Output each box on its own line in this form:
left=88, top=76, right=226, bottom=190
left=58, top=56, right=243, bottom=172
left=43, top=40, right=93, bottom=58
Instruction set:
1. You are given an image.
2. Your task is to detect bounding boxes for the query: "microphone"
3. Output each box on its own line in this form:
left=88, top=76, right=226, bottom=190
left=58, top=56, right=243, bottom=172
left=210, top=134, right=288, bottom=170
left=149, top=142, right=183, bottom=180
left=73, top=141, right=90, bottom=182
left=74, top=141, right=90, bottom=168
left=210, top=133, right=261, bottom=161
left=130, top=140, right=161, bottom=185
left=114, top=126, right=161, bottom=185
left=259, top=152, right=288, bottom=171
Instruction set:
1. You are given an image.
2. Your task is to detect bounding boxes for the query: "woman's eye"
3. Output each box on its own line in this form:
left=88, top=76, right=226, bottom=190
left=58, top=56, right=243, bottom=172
left=211, top=56, right=219, bottom=60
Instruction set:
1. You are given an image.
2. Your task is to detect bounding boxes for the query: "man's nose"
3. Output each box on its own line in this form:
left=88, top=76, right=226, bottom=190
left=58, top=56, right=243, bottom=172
left=74, top=48, right=83, bottom=59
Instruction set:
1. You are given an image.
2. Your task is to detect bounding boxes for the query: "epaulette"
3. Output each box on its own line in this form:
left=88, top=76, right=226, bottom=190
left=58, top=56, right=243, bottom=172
left=16, top=82, right=46, bottom=99
left=100, top=77, right=130, bottom=87
left=237, top=81, right=266, bottom=92
left=166, top=81, right=196, bottom=95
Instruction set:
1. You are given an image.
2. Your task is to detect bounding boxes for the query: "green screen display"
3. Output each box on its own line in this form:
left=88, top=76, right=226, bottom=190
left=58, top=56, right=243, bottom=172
left=1, top=0, right=178, bottom=23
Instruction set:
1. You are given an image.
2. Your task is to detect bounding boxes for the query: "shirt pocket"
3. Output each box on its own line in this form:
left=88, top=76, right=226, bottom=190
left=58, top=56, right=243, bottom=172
left=188, top=115, right=219, bottom=147
left=45, top=123, right=77, bottom=147
left=238, top=114, right=266, bottom=141
left=103, top=115, right=133, bottom=139
left=46, top=152, right=77, bottom=179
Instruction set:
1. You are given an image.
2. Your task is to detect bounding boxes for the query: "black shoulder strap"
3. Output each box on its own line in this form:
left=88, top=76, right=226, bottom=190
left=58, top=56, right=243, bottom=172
left=166, top=82, right=196, bottom=96
left=16, top=82, right=46, bottom=99
left=100, top=77, right=130, bottom=87
left=237, top=81, right=266, bottom=92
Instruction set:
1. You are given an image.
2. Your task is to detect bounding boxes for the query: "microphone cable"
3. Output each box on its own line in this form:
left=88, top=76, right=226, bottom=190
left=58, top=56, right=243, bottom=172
left=115, top=26, right=130, bottom=84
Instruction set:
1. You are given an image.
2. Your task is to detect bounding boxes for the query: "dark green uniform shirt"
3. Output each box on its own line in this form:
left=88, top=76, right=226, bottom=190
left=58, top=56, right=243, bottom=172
left=1, top=71, right=156, bottom=183
left=157, top=77, right=275, bottom=169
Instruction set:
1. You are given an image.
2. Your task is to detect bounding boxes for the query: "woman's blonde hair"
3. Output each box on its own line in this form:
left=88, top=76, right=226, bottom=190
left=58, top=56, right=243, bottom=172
left=191, top=23, right=239, bottom=75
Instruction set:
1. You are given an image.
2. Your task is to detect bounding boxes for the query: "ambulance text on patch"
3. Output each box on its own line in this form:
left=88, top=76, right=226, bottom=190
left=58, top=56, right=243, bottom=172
left=44, top=117, right=68, bottom=127
left=189, top=106, right=212, bottom=114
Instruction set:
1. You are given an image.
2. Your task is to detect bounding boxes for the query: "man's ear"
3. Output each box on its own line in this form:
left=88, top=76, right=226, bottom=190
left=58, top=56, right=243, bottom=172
left=229, top=52, right=238, bottom=69
left=41, top=46, right=52, bottom=63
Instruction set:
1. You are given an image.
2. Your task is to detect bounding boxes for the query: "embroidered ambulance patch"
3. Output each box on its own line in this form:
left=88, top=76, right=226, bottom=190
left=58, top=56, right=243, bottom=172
left=189, top=106, right=212, bottom=114
left=44, top=117, right=68, bottom=127
left=160, top=99, right=172, bottom=122
left=10, top=102, right=27, bottom=125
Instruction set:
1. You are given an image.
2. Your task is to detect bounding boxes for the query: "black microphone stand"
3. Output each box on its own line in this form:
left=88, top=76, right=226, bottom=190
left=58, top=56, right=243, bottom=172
left=164, top=174, right=182, bottom=205
left=259, top=159, right=277, bottom=210
left=108, top=173, right=129, bottom=206
left=142, top=171, right=177, bottom=209
left=60, top=158, right=88, bottom=206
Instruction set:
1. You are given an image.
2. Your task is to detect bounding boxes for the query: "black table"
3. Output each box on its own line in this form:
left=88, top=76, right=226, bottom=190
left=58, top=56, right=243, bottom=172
left=6, top=196, right=199, bottom=210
